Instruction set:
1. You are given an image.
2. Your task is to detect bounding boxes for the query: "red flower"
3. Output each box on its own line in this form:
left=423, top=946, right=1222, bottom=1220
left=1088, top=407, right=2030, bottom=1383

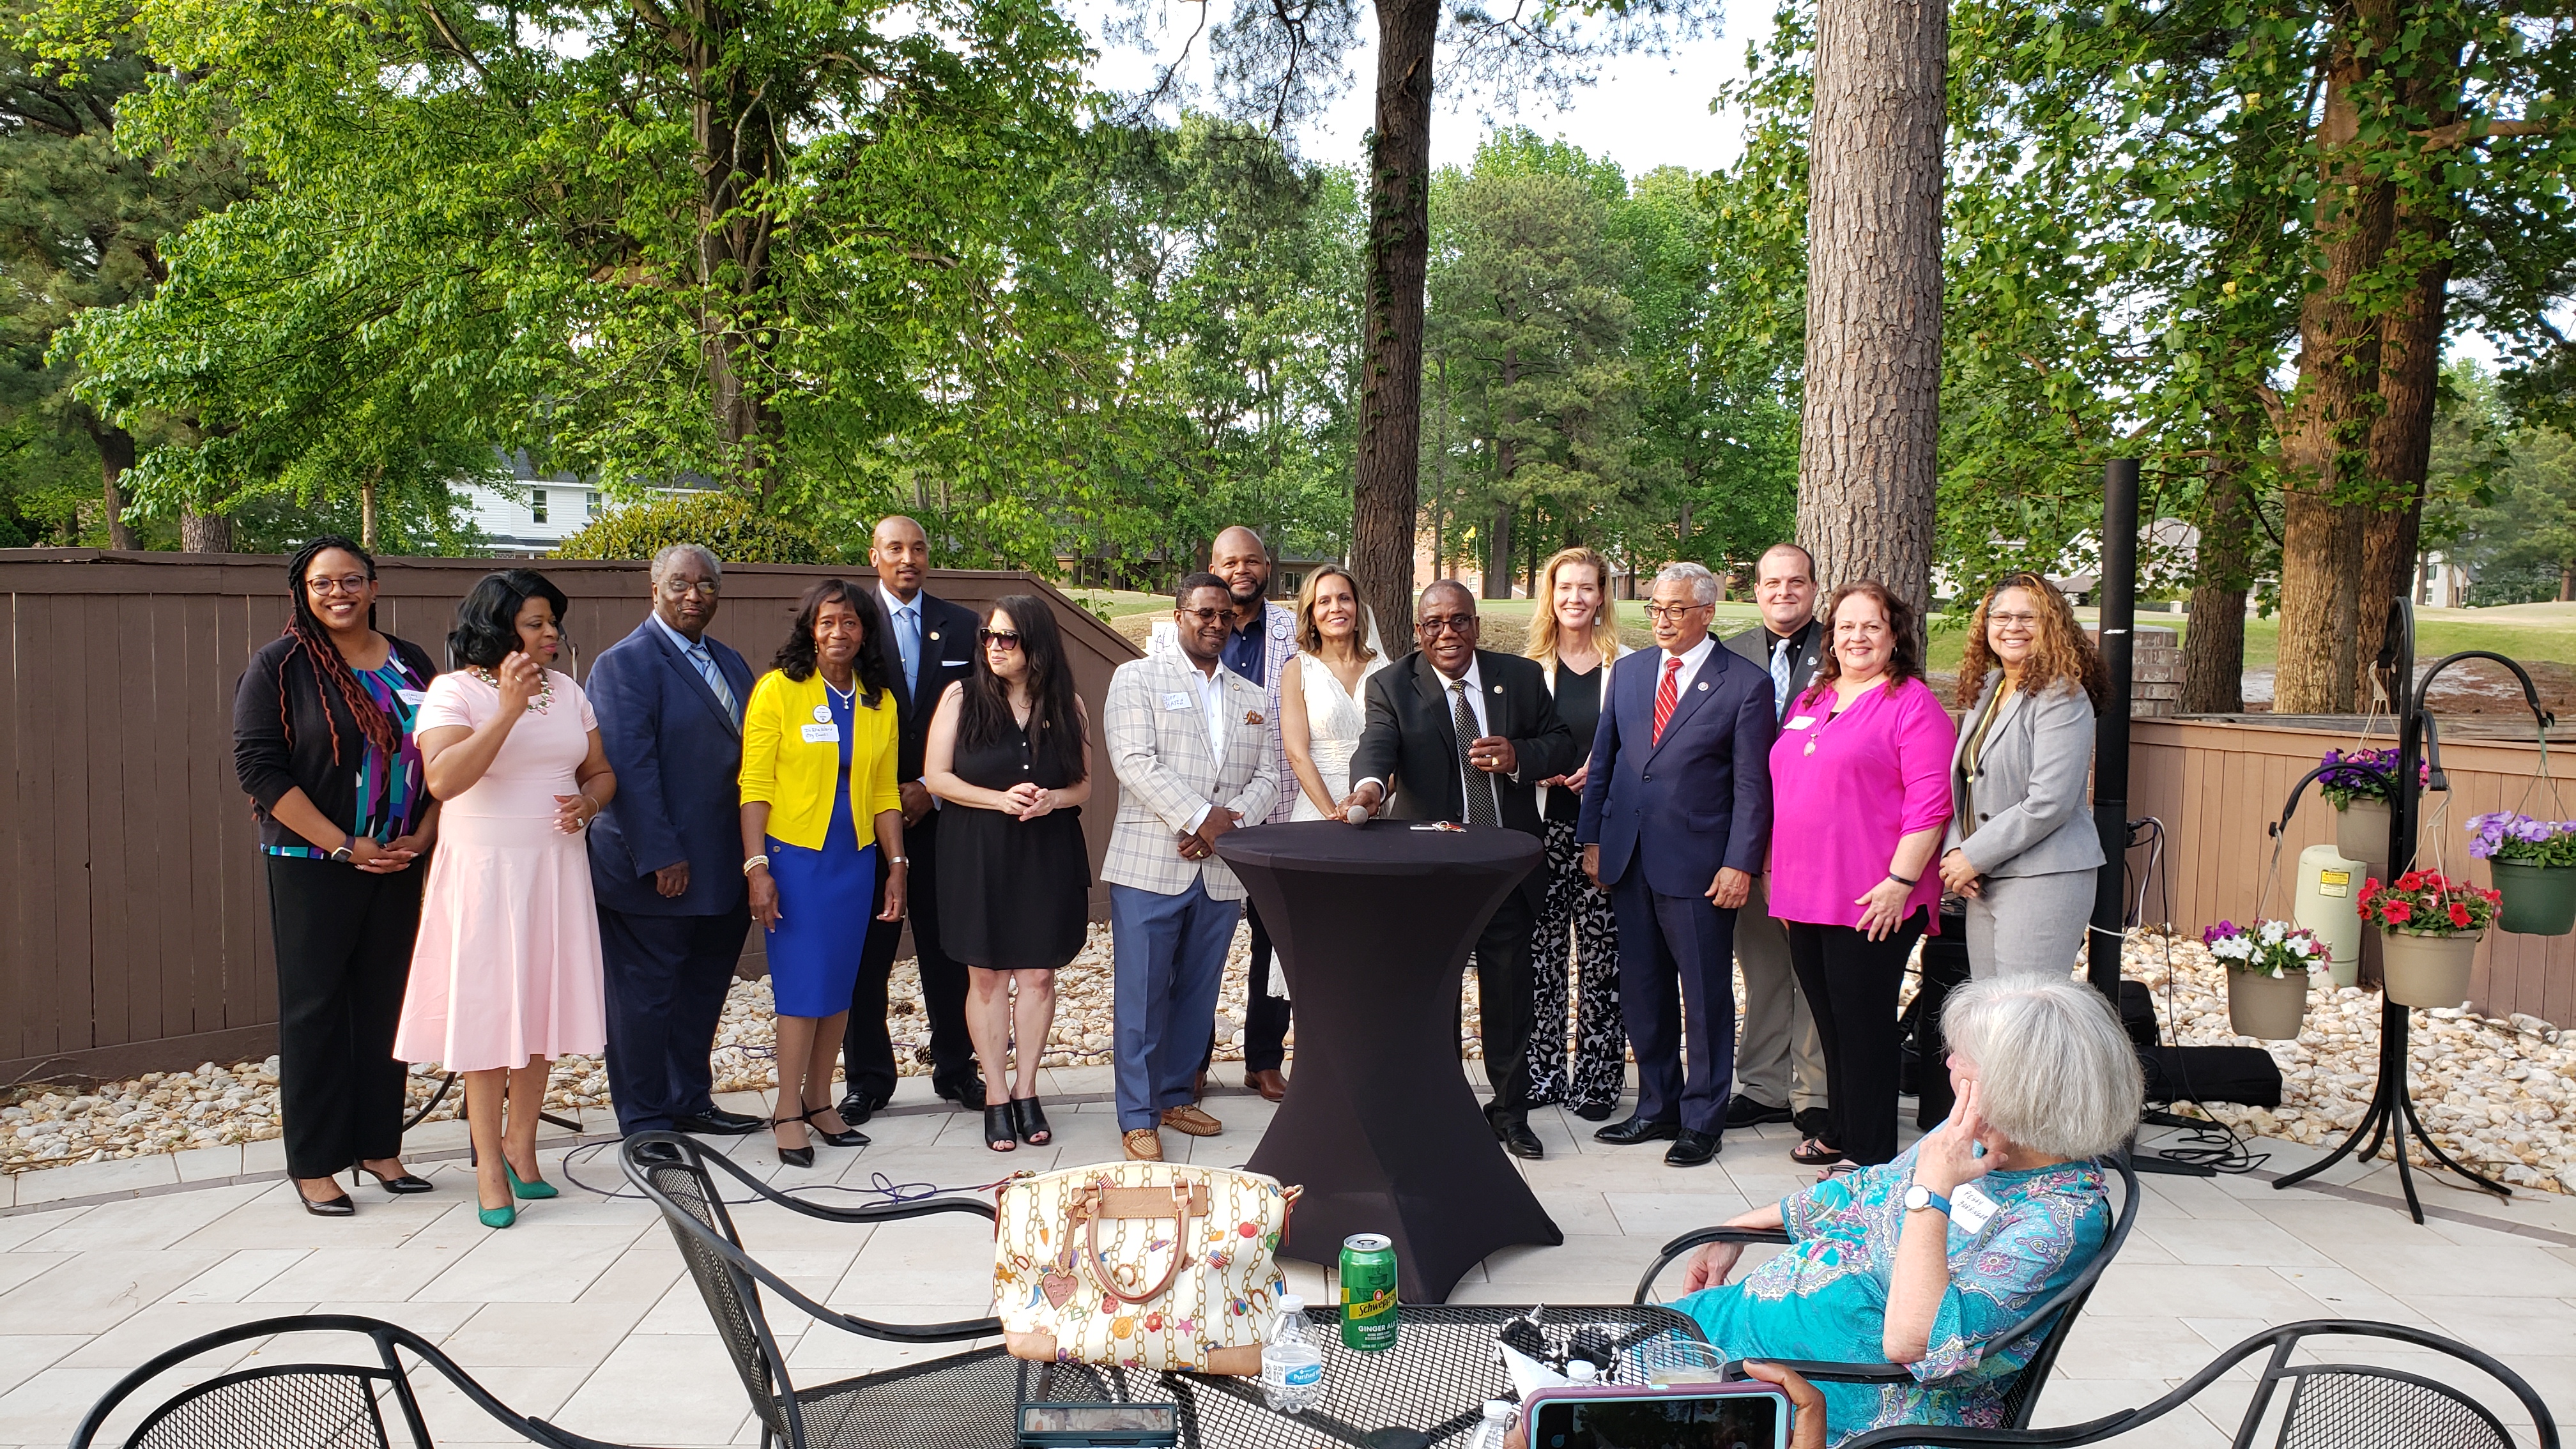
left=2448, top=902, right=2472, bottom=928
left=2396, top=871, right=2426, bottom=892
left=2358, top=881, right=2381, bottom=904
left=2383, top=900, right=2414, bottom=924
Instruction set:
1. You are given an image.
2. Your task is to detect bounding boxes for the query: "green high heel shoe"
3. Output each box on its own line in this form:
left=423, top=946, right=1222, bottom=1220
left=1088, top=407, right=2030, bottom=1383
left=477, top=1202, right=517, bottom=1229
left=503, top=1160, right=558, bottom=1200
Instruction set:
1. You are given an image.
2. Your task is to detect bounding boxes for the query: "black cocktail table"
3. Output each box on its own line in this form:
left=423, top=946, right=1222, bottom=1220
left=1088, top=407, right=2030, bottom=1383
left=1215, top=820, right=1562, bottom=1302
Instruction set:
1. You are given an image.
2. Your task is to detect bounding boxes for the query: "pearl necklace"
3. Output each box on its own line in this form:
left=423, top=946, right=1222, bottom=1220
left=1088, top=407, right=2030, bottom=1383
left=473, top=666, right=554, bottom=714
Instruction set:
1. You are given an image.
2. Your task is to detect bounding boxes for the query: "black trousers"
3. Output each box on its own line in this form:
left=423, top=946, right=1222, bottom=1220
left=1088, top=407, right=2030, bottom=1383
left=1200, top=900, right=1290, bottom=1075
left=1465, top=890, right=1540, bottom=1128
left=266, top=857, right=422, bottom=1179
left=599, top=903, right=751, bottom=1135
left=847, top=808, right=976, bottom=1103
left=1786, top=910, right=1929, bottom=1167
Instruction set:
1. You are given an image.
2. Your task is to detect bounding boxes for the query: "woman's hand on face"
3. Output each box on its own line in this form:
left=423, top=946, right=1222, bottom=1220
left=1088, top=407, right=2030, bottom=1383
left=1678, top=1239, right=1745, bottom=1292
left=748, top=867, right=781, bottom=931
left=877, top=862, right=907, bottom=922
left=494, top=650, right=542, bottom=712
left=1938, top=848, right=1982, bottom=898
left=1853, top=875, right=1914, bottom=941
left=1917, top=1077, right=1998, bottom=1195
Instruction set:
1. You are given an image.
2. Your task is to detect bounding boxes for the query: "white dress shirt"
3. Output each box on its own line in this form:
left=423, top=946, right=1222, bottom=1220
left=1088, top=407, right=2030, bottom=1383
left=1654, top=633, right=1720, bottom=701
left=1354, top=655, right=1514, bottom=818
left=1181, top=659, right=1233, bottom=832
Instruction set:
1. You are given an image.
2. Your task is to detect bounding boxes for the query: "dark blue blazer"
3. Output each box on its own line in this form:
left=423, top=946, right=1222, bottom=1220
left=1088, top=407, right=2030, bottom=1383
left=586, top=618, right=758, bottom=917
left=1575, top=641, right=1776, bottom=898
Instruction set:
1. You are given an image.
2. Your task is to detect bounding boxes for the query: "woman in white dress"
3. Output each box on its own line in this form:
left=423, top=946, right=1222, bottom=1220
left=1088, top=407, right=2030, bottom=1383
left=1280, top=565, right=1389, bottom=820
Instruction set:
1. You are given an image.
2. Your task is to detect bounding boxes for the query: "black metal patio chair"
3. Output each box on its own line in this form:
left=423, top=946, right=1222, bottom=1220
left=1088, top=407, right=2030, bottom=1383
left=1630, top=1150, right=2140, bottom=1434
left=66, top=1313, right=630, bottom=1449
left=620, top=1128, right=1051, bottom=1449
left=1836, top=1319, right=2559, bottom=1449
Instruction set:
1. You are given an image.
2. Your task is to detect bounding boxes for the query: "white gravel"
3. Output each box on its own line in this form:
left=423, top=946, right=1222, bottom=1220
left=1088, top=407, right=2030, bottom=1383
left=6, top=927, right=2566, bottom=1197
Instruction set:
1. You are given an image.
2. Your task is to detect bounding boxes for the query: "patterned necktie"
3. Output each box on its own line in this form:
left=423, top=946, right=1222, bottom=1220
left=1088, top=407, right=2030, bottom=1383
left=1770, top=636, right=1794, bottom=717
left=1452, top=680, right=1498, bottom=827
left=687, top=642, right=739, bottom=724
left=1653, top=656, right=1683, bottom=746
left=896, top=604, right=921, bottom=694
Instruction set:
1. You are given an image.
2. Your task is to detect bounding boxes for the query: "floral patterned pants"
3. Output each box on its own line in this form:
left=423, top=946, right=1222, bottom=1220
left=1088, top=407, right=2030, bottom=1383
left=1526, top=817, right=1626, bottom=1112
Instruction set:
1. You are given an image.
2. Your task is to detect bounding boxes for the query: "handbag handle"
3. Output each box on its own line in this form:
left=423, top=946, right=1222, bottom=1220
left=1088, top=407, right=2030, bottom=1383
left=1078, top=1184, right=1201, bottom=1307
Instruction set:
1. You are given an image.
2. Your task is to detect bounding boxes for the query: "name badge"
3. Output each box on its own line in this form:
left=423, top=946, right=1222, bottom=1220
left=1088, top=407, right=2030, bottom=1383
left=813, top=703, right=833, bottom=723
left=1163, top=691, right=1195, bottom=712
left=1951, top=1181, right=2000, bottom=1234
left=1785, top=715, right=1817, bottom=731
left=801, top=722, right=841, bottom=744
left=395, top=689, right=427, bottom=707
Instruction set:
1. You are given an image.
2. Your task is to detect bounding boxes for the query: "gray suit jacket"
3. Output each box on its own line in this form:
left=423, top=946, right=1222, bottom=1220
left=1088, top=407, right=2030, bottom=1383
left=1101, top=653, right=1281, bottom=901
left=1722, top=619, right=1824, bottom=723
left=1945, top=670, right=2106, bottom=878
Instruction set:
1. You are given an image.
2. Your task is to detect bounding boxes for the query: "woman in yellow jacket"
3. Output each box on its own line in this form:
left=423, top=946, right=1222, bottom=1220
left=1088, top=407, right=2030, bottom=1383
left=740, top=580, right=906, bottom=1167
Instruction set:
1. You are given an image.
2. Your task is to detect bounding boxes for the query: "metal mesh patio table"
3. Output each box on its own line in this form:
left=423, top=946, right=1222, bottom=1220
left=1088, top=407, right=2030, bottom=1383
left=814, top=1304, right=1706, bottom=1449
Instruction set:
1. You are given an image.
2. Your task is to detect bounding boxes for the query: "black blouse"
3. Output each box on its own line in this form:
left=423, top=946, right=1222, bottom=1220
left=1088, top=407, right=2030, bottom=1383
left=233, top=632, right=440, bottom=853
left=1546, top=660, right=1604, bottom=822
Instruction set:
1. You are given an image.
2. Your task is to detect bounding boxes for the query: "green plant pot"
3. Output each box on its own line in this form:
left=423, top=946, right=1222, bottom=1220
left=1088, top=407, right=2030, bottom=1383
left=2491, top=860, right=2576, bottom=936
left=2335, top=798, right=2393, bottom=878
left=2227, top=967, right=2310, bottom=1040
left=2379, top=928, right=2479, bottom=1009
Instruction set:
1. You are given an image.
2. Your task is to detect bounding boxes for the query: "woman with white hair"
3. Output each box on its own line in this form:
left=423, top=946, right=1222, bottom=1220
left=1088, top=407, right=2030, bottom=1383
left=1667, top=975, right=2143, bottom=1446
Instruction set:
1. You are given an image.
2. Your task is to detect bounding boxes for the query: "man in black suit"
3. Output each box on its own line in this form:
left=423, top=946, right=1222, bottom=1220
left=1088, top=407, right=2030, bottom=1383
left=1340, top=580, right=1577, bottom=1160
left=1717, top=542, right=1830, bottom=1142
left=841, top=515, right=986, bottom=1121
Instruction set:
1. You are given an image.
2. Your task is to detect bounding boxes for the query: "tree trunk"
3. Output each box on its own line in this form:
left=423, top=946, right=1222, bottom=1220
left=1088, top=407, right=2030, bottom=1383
left=2181, top=457, right=2255, bottom=714
left=1486, top=353, right=1519, bottom=599
left=689, top=0, right=786, bottom=496
left=2354, top=237, right=2450, bottom=705
left=1795, top=0, right=1947, bottom=624
left=360, top=471, right=381, bottom=552
left=2273, top=16, right=2396, bottom=715
left=1486, top=500, right=1514, bottom=599
left=180, top=507, right=231, bottom=554
left=2561, top=562, right=2573, bottom=602
left=1351, top=0, right=1441, bottom=641
left=93, top=422, right=138, bottom=551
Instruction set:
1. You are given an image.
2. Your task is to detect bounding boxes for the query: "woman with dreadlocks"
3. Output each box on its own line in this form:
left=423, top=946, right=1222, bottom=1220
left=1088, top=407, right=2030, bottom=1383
left=232, top=536, right=443, bottom=1217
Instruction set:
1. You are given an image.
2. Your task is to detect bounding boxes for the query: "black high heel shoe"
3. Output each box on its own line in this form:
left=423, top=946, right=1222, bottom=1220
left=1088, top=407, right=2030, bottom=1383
left=983, top=1103, right=1019, bottom=1153
left=1009, top=1096, right=1051, bottom=1147
left=800, top=1107, right=869, bottom=1148
left=352, top=1162, right=436, bottom=1194
left=296, top=1184, right=356, bottom=1217
left=770, top=1114, right=815, bottom=1169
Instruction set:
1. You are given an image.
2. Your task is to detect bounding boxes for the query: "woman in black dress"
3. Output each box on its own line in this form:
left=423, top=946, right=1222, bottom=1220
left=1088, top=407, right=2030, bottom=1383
left=923, top=595, right=1094, bottom=1152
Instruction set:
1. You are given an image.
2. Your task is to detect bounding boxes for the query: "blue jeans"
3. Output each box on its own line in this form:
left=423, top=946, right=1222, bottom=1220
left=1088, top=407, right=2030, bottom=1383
left=1110, top=880, right=1239, bottom=1131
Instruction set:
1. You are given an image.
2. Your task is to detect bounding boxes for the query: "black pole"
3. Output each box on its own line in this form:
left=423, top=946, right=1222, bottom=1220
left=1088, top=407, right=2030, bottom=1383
left=2089, top=459, right=2139, bottom=1004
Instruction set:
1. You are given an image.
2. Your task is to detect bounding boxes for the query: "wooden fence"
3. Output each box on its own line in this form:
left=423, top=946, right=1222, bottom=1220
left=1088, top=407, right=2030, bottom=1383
left=0, top=550, right=1140, bottom=1084
left=2131, top=716, right=2575, bottom=1026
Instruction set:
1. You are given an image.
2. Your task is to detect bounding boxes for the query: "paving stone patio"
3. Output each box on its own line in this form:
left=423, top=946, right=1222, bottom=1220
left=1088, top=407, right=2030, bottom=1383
left=2, top=1064, right=2570, bottom=1448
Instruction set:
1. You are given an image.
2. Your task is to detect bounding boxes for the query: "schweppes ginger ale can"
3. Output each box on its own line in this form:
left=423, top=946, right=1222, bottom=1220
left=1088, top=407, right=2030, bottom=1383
left=1340, top=1233, right=1398, bottom=1352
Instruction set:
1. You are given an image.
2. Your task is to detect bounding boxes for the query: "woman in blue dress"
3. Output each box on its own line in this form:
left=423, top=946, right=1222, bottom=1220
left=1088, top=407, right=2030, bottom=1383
left=1667, top=976, right=2144, bottom=1446
left=740, top=581, right=906, bottom=1168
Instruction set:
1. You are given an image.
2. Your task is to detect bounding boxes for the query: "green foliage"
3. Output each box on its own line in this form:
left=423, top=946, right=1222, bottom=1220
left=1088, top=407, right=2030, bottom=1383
left=551, top=491, right=829, bottom=566
left=2430, top=364, right=2576, bottom=602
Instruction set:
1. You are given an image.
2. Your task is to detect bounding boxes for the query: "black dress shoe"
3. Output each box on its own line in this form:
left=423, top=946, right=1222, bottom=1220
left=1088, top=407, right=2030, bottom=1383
left=673, top=1107, right=763, bottom=1135
left=627, top=1139, right=686, bottom=1166
left=1593, top=1116, right=1681, bottom=1146
left=936, top=1075, right=988, bottom=1112
left=1665, top=1130, right=1722, bottom=1167
left=1494, top=1120, right=1545, bottom=1160
left=1571, top=1101, right=1618, bottom=1123
left=1725, top=1095, right=1795, bottom=1130
left=296, top=1186, right=356, bottom=1217
left=836, top=1092, right=888, bottom=1126
left=800, top=1108, right=870, bottom=1147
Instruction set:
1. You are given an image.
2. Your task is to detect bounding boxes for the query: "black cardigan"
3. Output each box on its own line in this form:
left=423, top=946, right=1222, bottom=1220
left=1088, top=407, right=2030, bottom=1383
left=233, top=632, right=440, bottom=852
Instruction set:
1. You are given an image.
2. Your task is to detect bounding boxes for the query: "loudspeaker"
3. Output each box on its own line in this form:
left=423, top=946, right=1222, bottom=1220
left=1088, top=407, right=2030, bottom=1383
left=2141, top=1045, right=2283, bottom=1108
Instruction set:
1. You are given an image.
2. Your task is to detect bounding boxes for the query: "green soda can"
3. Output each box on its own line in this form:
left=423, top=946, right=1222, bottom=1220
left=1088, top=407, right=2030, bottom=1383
left=1339, top=1233, right=1399, bottom=1353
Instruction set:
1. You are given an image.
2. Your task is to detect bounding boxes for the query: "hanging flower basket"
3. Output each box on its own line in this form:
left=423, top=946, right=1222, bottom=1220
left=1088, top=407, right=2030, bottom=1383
left=2335, top=798, right=2393, bottom=873
left=2317, top=748, right=2419, bottom=875
left=2202, top=920, right=2322, bottom=1040
left=2467, top=811, right=2576, bottom=937
left=2359, top=871, right=2500, bottom=1009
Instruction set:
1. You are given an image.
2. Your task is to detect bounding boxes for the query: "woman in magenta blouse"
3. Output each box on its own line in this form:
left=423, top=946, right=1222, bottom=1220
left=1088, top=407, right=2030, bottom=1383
left=1767, top=580, right=1957, bottom=1170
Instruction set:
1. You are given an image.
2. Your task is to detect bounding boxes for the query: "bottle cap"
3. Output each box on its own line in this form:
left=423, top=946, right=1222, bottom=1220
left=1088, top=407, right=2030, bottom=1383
left=1277, top=1294, right=1305, bottom=1314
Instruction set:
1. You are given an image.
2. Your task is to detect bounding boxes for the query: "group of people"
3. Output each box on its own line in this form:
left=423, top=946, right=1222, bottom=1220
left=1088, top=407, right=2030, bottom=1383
left=233, top=519, right=1094, bottom=1225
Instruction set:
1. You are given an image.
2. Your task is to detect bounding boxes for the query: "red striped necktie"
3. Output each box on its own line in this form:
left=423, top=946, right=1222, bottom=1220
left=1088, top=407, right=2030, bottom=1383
left=1653, top=656, right=1683, bottom=745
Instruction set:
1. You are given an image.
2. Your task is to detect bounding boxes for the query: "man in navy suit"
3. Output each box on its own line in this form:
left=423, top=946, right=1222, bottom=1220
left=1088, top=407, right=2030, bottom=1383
left=1577, top=562, right=1775, bottom=1167
left=588, top=543, right=763, bottom=1142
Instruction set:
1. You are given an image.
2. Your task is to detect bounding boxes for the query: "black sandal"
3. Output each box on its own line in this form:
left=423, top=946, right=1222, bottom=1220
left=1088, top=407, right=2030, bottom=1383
left=1010, top=1096, right=1052, bottom=1146
left=984, top=1103, right=1019, bottom=1153
left=1790, top=1136, right=1846, bottom=1167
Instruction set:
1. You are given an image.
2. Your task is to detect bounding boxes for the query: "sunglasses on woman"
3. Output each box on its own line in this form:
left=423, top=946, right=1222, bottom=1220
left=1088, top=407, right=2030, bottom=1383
left=978, top=629, right=1022, bottom=650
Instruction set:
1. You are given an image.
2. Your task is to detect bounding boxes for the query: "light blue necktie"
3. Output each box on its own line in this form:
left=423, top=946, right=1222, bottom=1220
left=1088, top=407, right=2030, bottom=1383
left=1770, top=637, right=1795, bottom=717
left=897, top=603, right=921, bottom=694
left=688, top=642, right=739, bottom=724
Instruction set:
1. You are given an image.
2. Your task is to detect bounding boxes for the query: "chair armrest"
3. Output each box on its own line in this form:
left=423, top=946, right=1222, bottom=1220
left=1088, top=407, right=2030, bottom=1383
left=1632, top=1227, right=1793, bottom=1305
left=1725, top=1356, right=1913, bottom=1385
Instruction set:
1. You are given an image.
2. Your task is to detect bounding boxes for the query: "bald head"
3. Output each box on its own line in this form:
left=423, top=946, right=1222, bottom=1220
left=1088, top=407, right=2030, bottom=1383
left=871, top=514, right=930, bottom=602
left=1419, top=579, right=1475, bottom=613
left=1209, top=526, right=1271, bottom=610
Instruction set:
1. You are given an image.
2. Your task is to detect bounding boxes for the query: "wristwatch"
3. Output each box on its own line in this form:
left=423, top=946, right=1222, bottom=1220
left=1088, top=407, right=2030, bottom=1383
left=330, top=836, right=356, bottom=864
left=1903, top=1184, right=1952, bottom=1217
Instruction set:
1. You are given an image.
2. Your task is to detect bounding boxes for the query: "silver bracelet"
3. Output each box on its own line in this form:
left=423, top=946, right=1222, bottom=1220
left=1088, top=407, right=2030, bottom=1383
left=743, top=854, right=770, bottom=875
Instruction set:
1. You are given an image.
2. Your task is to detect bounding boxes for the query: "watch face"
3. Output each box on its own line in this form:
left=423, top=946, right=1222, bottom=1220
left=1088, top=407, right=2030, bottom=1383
left=1904, top=1185, right=1928, bottom=1210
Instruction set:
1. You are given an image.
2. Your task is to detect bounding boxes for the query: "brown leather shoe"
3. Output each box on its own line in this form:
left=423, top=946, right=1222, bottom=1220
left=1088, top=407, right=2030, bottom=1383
left=1161, top=1104, right=1223, bottom=1137
left=1248, top=1069, right=1289, bottom=1103
left=1123, top=1128, right=1165, bottom=1162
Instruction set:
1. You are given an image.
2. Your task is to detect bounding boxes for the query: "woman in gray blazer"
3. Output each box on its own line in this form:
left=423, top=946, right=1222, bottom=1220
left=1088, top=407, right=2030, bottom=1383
left=1937, top=574, right=2107, bottom=977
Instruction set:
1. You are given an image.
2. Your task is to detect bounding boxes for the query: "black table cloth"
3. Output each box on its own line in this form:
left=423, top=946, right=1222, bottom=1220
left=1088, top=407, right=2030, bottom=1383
left=1216, top=820, right=1562, bottom=1303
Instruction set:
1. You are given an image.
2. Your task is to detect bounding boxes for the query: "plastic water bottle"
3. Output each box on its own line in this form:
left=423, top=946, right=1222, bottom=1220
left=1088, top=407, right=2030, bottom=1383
left=1464, top=1400, right=1517, bottom=1449
left=1260, top=1294, right=1326, bottom=1413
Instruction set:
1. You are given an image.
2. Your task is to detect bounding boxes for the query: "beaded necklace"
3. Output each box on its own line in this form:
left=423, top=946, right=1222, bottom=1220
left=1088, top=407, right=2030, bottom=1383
left=472, top=665, right=555, bottom=714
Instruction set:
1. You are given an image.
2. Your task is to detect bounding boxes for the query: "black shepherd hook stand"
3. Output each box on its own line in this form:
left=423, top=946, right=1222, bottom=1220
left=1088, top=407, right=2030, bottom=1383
left=2272, top=597, right=2554, bottom=1222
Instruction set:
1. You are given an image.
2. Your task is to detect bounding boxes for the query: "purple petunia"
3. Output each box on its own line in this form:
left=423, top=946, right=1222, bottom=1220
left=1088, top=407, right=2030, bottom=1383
left=2467, top=811, right=2576, bottom=866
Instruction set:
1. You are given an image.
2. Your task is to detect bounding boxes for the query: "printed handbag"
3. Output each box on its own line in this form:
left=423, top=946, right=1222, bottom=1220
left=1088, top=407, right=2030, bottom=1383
left=993, top=1161, right=1301, bottom=1374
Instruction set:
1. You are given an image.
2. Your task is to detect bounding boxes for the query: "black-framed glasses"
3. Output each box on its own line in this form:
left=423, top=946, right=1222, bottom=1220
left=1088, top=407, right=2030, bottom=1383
left=1418, top=615, right=1476, bottom=635
left=1643, top=602, right=1713, bottom=622
left=306, top=574, right=372, bottom=595
left=979, top=628, right=1023, bottom=650
left=1176, top=607, right=1230, bottom=625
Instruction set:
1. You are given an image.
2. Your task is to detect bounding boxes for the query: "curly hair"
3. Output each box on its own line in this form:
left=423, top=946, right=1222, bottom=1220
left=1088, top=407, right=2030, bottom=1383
left=772, top=578, right=892, bottom=708
left=449, top=569, right=569, bottom=670
left=1804, top=580, right=1923, bottom=700
left=1954, top=572, right=2106, bottom=710
left=277, top=536, right=401, bottom=765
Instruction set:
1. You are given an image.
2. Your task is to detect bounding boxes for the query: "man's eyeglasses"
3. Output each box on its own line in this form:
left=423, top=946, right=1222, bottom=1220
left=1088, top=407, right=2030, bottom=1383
left=1418, top=616, right=1476, bottom=636
left=661, top=579, right=719, bottom=598
left=1643, top=602, right=1712, bottom=622
left=1176, top=607, right=1230, bottom=625
left=306, top=574, right=371, bottom=596
left=978, top=629, right=1023, bottom=650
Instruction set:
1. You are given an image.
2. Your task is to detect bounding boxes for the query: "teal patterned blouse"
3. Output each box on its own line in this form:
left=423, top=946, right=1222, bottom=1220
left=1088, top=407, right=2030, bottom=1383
left=263, top=656, right=429, bottom=858
left=1674, top=1137, right=2110, bottom=1446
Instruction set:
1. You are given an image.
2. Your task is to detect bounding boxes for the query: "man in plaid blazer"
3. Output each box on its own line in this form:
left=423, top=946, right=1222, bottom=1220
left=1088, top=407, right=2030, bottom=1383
left=1104, top=574, right=1283, bottom=1162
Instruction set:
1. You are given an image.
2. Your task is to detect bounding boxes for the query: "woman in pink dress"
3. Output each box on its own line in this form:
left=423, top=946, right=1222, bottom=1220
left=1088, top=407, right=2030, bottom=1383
left=398, top=569, right=616, bottom=1228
